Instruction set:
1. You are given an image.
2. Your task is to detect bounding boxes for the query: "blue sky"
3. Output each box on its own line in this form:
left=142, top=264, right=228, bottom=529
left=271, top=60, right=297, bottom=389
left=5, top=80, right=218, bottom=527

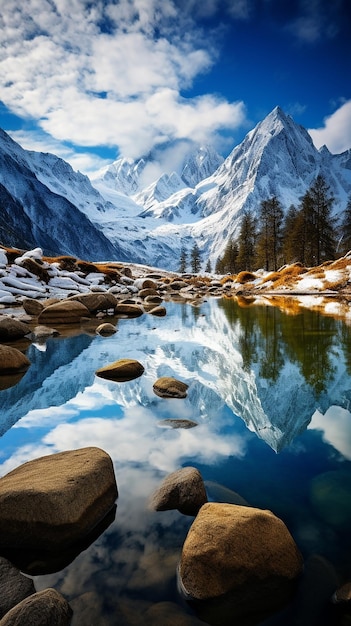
left=0, top=0, right=350, bottom=176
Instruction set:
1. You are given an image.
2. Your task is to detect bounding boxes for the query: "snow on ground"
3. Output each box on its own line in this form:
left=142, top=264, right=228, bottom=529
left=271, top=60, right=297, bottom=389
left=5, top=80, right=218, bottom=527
left=1, top=246, right=351, bottom=323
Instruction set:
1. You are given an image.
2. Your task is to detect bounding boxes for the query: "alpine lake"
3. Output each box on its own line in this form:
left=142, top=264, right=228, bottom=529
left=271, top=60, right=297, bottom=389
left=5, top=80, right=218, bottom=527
left=1, top=294, right=351, bottom=625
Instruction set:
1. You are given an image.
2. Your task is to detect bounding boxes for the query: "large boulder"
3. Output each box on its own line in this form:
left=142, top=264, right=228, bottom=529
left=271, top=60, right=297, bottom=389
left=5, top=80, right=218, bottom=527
left=153, top=376, right=188, bottom=398
left=0, top=588, right=72, bottom=626
left=0, top=447, right=117, bottom=553
left=179, top=503, right=303, bottom=622
left=0, top=345, right=30, bottom=374
left=149, top=467, right=207, bottom=516
left=0, top=557, right=35, bottom=619
left=38, top=300, right=90, bottom=324
left=0, top=317, right=30, bottom=340
left=69, top=292, right=118, bottom=313
left=96, top=359, right=144, bottom=382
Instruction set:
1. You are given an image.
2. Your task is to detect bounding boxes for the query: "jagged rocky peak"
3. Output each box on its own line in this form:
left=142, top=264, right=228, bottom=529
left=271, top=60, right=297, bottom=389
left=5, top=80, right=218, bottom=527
left=91, top=156, right=146, bottom=195
left=181, top=144, right=224, bottom=187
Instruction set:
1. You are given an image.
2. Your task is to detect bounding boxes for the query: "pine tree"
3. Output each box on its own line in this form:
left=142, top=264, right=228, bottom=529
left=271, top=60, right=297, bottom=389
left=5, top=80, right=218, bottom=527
left=255, top=197, right=284, bottom=271
left=205, top=259, right=212, bottom=273
left=179, top=247, right=187, bottom=273
left=297, top=175, right=336, bottom=265
left=282, top=205, right=300, bottom=264
left=339, top=195, right=351, bottom=255
left=191, top=242, right=201, bottom=273
left=219, top=239, right=238, bottom=274
left=236, top=210, right=257, bottom=271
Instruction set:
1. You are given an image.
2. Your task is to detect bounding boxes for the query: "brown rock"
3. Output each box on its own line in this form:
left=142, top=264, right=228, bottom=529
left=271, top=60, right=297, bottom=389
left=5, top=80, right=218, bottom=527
left=95, top=323, right=117, bottom=336
left=0, top=447, right=118, bottom=553
left=0, top=317, right=30, bottom=340
left=0, top=588, right=72, bottom=626
left=38, top=300, right=90, bottom=324
left=149, top=467, right=207, bottom=516
left=144, top=294, right=163, bottom=304
left=22, top=298, right=45, bottom=316
left=69, top=292, right=117, bottom=313
left=179, top=503, right=303, bottom=615
left=153, top=376, right=188, bottom=398
left=0, top=557, right=35, bottom=619
left=115, top=303, right=143, bottom=317
left=0, top=345, right=30, bottom=374
left=148, top=306, right=167, bottom=317
left=96, top=358, right=144, bottom=382
left=138, top=288, right=159, bottom=298
left=332, top=581, right=351, bottom=604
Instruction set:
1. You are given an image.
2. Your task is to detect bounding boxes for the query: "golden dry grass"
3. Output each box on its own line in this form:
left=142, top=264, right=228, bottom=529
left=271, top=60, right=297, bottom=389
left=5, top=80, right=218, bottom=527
left=235, top=271, right=257, bottom=284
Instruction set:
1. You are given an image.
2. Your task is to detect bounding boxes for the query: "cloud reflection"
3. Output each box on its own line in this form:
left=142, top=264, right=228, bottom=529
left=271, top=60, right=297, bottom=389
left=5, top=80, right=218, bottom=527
left=309, top=405, right=351, bottom=460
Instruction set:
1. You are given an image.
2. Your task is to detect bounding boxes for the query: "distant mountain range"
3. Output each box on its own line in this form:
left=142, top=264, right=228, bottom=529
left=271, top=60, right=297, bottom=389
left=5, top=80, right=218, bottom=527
left=1, top=107, right=351, bottom=269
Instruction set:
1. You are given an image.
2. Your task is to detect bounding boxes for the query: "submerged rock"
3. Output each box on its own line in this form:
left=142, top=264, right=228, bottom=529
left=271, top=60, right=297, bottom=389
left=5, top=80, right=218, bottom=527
left=150, top=467, right=207, bottom=516
left=0, top=447, right=118, bottom=553
left=96, top=358, right=144, bottom=382
left=0, top=588, right=72, bottom=626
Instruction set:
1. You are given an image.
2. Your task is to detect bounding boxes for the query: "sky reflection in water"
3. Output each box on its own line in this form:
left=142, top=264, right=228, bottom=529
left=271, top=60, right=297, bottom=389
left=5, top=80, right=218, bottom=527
left=0, top=298, right=351, bottom=624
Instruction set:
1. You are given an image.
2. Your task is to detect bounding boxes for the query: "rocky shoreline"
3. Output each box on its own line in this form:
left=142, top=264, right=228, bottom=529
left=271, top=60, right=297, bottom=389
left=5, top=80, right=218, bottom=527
left=1, top=245, right=351, bottom=624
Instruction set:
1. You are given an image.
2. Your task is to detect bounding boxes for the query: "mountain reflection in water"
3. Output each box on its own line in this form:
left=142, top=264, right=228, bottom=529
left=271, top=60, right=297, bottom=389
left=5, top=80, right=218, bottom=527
left=0, top=298, right=351, bottom=625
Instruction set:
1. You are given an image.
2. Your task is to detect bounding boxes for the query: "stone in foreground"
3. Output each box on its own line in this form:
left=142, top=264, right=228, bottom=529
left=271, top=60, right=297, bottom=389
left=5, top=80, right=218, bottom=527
left=153, top=376, right=188, bottom=398
left=0, top=588, right=72, bottom=626
left=96, top=358, right=144, bottom=382
left=179, top=503, right=303, bottom=621
left=0, top=447, right=118, bottom=553
left=150, top=467, right=207, bottom=516
left=0, top=557, right=35, bottom=619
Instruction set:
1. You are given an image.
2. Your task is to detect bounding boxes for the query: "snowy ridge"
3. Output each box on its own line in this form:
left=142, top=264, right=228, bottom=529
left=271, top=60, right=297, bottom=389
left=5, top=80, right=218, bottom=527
left=1, top=107, right=351, bottom=269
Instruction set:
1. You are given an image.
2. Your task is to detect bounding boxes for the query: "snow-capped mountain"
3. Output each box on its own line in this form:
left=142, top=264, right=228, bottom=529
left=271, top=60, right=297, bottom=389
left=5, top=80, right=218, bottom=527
left=1, top=107, right=351, bottom=269
left=0, top=129, right=126, bottom=260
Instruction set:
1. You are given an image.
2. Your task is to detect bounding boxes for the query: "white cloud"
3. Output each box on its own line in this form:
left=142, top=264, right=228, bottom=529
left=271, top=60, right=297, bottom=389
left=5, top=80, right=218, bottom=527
left=309, top=405, right=351, bottom=460
left=8, top=129, right=113, bottom=173
left=308, top=100, right=351, bottom=154
left=0, top=0, right=247, bottom=161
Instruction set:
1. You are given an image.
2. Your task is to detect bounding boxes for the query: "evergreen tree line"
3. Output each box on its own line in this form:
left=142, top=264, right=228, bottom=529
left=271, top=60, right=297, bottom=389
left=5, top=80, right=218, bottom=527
left=215, top=175, right=351, bottom=274
left=178, top=176, right=351, bottom=274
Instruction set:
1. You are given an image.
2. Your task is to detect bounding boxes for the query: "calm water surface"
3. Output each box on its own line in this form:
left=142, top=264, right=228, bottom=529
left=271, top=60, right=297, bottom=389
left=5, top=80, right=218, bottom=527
left=1, top=297, right=351, bottom=625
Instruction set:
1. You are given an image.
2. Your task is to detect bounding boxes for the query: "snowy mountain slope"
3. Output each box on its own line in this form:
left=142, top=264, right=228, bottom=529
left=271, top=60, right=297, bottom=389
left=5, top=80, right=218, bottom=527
left=1, top=107, right=351, bottom=270
left=0, top=129, right=124, bottom=260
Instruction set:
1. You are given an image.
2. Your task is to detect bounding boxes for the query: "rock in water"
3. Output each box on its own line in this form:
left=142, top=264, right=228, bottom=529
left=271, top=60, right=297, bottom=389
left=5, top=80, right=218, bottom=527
left=0, top=588, right=72, bottom=625
left=0, top=447, right=118, bottom=553
left=150, top=467, right=207, bottom=516
left=0, top=345, right=30, bottom=374
left=179, top=503, right=303, bottom=623
left=96, top=358, right=144, bottom=382
left=153, top=376, right=188, bottom=398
